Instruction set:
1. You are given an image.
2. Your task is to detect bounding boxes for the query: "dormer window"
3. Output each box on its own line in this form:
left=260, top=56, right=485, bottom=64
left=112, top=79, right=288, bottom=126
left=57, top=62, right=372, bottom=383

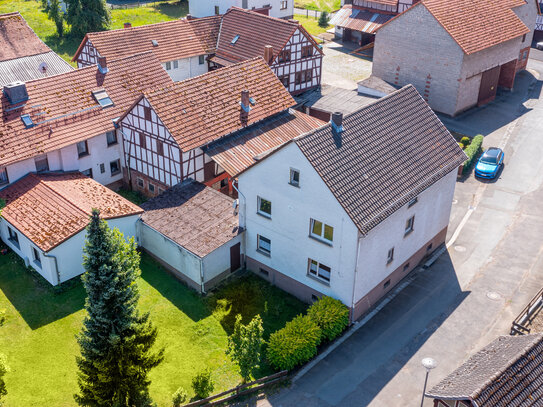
left=92, top=89, right=113, bottom=108
left=231, top=35, right=240, bottom=45
left=21, top=114, right=34, bottom=128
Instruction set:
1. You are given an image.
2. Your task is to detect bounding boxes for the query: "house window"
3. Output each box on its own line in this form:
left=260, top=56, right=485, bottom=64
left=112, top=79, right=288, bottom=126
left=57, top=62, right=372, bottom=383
left=259, top=267, right=269, bottom=276
left=139, top=132, right=147, bottom=149
left=158, top=187, right=164, bottom=195
left=403, top=263, right=410, bottom=272
left=220, top=177, right=228, bottom=188
left=81, top=168, right=93, bottom=178
left=405, top=215, right=415, bottom=236
left=257, top=196, right=271, bottom=218
left=148, top=183, right=155, bottom=193
left=137, top=178, right=144, bottom=188
left=199, top=55, right=205, bottom=65
left=301, top=45, right=312, bottom=58
left=106, top=130, right=117, bottom=146
left=257, top=235, right=271, bottom=256
left=77, top=141, right=89, bottom=157
left=0, top=167, right=8, bottom=186
left=295, top=69, right=312, bottom=85
left=383, top=279, right=391, bottom=289
left=308, top=258, right=331, bottom=283
left=279, top=75, right=289, bottom=88
left=7, top=227, right=19, bottom=248
left=110, top=159, right=121, bottom=175
left=215, top=5, right=220, bottom=15
left=143, top=106, right=152, bottom=121
left=173, top=60, right=179, bottom=69
left=280, top=0, right=288, bottom=9
left=156, top=140, right=164, bottom=156
left=427, top=243, right=433, bottom=252
left=165, top=61, right=172, bottom=70
left=522, top=34, right=526, bottom=42
left=289, top=168, right=300, bottom=187
left=278, top=49, right=291, bottom=63
left=408, top=197, right=418, bottom=207
left=100, top=163, right=105, bottom=174
left=310, top=218, right=333, bottom=243
left=92, top=89, right=113, bottom=108
left=35, top=155, right=49, bottom=172
left=523, top=50, right=528, bottom=60
left=32, top=247, right=41, bottom=268
left=387, top=247, right=394, bottom=264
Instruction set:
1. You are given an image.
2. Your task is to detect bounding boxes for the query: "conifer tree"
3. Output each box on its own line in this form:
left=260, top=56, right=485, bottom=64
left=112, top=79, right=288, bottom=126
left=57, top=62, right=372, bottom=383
left=41, top=0, right=64, bottom=37
left=65, top=0, right=110, bottom=37
left=226, top=314, right=264, bottom=383
left=75, top=209, right=163, bottom=407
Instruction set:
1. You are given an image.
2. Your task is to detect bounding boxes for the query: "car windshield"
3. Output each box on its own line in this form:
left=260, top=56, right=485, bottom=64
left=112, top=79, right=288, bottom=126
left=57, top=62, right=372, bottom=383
left=480, top=151, right=499, bottom=164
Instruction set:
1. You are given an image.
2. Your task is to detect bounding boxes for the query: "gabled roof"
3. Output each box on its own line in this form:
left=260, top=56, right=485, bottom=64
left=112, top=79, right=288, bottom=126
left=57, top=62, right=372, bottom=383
left=0, top=51, right=172, bottom=167
left=140, top=180, right=241, bottom=258
left=213, top=7, right=323, bottom=65
left=127, top=57, right=295, bottom=152
left=427, top=334, right=543, bottom=406
left=0, top=51, right=73, bottom=87
left=72, top=18, right=217, bottom=63
left=330, top=5, right=395, bottom=34
left=0, top=12, right=51, bottom=62
left=188, top=15, right=221, bottom=53
left=293, top=85, right=466, bottom=236
left=205, top=109, right=325, bottom=177
left=0, top=172, right=142, bottom=251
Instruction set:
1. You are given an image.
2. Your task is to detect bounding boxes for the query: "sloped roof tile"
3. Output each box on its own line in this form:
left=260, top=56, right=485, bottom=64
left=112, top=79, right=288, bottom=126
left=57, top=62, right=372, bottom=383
left=0, top=12, right=51, bottom=62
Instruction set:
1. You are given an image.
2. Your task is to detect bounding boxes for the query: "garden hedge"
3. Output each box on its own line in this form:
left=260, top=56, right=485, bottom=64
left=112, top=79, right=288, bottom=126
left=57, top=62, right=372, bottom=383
left=463, top=135, right=484, bottom=173
left=267, top=315, right=321, bottom=371
left=307, top=296, right=349, bottom=341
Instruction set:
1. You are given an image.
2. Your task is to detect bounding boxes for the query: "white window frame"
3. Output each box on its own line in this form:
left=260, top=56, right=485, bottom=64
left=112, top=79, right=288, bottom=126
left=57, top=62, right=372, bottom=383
left=309, top=218, right=334, bottom=244
left=257, top=235, right=271, bottom=256
left=77, top=141, right=89, bottom=157
left=199, top=55, right=205, bottom=65
left=289, top=168, right=300, bottom=187
left=405, top=215, right=415, bottom=236
left=308, top=258, right=331, bottom=284
left=0, top=167, right=8, bottom=186
left=173, top=60, right=179, bottom=69
left=32, top=247, right=41, bottom=268
left=110, top=159, right=121, bottom=175
left=280, top=0, right=288, bottom=9
left=106, top=130, right=117, bottom=146
left=165, top=61, right=172, bottom=70
left=148, top=183, right=156, bottom=193
left=257, top=196, right=272, bottom=218
left=408, top=196, right=418, bottom=208
left=387, top=247, right=394, bottom=264
left=8, top=226, right=19, bottom=248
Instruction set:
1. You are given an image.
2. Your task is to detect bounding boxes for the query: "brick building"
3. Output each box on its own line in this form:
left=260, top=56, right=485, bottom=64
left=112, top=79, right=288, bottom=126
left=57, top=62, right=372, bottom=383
left=372, top=0, right=537, bottom=116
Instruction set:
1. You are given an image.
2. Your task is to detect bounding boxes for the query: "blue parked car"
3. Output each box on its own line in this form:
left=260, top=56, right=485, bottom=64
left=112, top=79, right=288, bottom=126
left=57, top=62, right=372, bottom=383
left=475, top=147, right=504, bottom=179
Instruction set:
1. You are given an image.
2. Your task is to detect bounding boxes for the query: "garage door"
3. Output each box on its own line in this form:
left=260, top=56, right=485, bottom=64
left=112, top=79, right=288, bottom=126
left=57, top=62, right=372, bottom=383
left=477, top=66, right=501, bottom=106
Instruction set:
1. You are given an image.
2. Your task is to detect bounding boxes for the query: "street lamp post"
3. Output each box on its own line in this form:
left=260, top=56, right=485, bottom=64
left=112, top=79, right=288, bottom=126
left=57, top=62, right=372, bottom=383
left=420, top=357, right=437, bottom=407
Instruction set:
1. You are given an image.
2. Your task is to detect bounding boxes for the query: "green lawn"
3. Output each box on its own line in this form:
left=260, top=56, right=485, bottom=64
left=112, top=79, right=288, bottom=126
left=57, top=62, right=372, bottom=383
left=117, top=187, right=149, bottom=206
left=295, top=15, right=334, bottom=37
left=0, top=0, right=187, bottom=64
left=0, top=250, right=306, bottom=406
left=294, top=0, right=341, bottom=12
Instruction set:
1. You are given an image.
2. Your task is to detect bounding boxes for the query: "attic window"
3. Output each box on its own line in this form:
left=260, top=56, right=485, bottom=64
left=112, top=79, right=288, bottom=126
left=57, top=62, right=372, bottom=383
left=151, top=39, right=159, bottom=47
left=92, top=89, right=113, bottom=108
left=231, top=35, right=240, bottom=45
left=21, top=114, right=34, bottom=128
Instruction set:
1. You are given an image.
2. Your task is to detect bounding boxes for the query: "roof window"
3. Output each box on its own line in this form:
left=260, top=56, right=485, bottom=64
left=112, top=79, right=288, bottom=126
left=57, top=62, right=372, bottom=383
left=231, top=35, right=240, bottom=45
left=92, top=89, right=114, bottom=108
left=151, top=39, right=159, bottom=47
left=249, top=97, right=256, bottom=106
left=21, top=114, right=34, bottom=128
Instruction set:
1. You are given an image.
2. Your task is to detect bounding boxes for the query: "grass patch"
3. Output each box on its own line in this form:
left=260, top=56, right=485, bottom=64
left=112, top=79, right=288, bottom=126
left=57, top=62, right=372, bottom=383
left=294, top=0, right=341, bottom=12
left=0, top=0, right=187, bottom=64
left=117, top=187, right=148, bottom=206
left=0, top=250, right=305, bottom=406
left=295, top=14, right=334, bottom=37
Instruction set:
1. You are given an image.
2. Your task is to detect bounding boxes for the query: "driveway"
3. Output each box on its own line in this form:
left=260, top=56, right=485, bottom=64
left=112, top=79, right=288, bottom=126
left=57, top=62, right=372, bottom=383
left=321, top=41, right=373, bottom=90
left=251, top=58, right=543, bottom=406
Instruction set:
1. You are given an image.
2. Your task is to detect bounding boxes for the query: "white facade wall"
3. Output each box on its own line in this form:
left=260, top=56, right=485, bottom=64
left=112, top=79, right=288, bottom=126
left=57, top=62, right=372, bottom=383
left=238, top=142, right=360, bottom=307
left=513, top=0, right=537, bottom=46
left=202, top=235, right=244, bottom=282
left=353, top=170, right=457, bottom=303
left=189, top=0, right=294, bottom=19
left=162, top=55, right=209, bottom=82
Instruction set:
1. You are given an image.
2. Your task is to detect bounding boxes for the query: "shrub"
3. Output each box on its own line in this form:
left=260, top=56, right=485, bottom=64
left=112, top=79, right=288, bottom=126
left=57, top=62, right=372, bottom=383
left=307, top=296, right=349, bottom=342
left=460, top=136, right=470, bottom=148
left=191, top=369, right=214, bottom=400
left=172, top=387, right=188, bottom=407
left=267, top=314, right=321, bottom=371
left=318, top=11, right=330, bottom=28
left=463, top=134, right=484, bottom=173
left=226, top=314, right=264, bottom=383
left=0, top=310, right=5, bottom=327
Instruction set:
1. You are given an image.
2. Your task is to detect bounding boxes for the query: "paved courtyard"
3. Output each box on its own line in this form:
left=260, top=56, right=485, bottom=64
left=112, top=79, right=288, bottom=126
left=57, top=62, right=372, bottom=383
left=321, top=40, right=373, bottom=90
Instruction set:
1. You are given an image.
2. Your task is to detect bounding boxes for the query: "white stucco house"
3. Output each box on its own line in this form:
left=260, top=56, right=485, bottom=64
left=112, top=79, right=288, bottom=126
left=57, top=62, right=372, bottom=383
left=0, top=172, right=142, bottom=285
left=237, top=85, right=466, bottom=321
left=189, top=0, right=294, bottom=19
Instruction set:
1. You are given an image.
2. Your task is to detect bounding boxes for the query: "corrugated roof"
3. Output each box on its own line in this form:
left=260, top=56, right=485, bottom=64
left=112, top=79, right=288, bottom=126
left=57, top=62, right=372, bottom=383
left=427, top=334, right=543, bottom=406
left=330, top=5, right=394, bottom=33
left=205, top=109, right=325, bottom=177
left=294, top=85, right=466, bottom=236
left=140, top=180, right=241, bottom=258
left=134, top=57, right=295, bottom=152
left=0, top=172, right=143, bottom=251
left=0, top=51, right=73, bottom=87
left=0, top=12, right=51, bottom=62
left=0, top=51, right=172, bottom=167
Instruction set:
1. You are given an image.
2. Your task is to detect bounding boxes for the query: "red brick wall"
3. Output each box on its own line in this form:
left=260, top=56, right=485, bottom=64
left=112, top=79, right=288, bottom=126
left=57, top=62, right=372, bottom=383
left=516, top=47, right=530, bottom=72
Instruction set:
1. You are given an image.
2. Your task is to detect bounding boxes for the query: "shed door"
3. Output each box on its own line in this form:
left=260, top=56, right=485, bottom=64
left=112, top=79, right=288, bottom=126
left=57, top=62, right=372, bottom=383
left=230, top=243, right=241, bottom=272
left=344, top=28, right=352, bottom=42
left=477, top=66, right=500, bottom=106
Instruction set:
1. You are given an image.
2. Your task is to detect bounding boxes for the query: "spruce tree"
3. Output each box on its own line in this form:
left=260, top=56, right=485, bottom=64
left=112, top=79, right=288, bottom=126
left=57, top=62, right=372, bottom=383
left=41, top=0, right=64, bottom=37
left=75, top=209, right=163, bottom=407
left=65, top=0, right=110, bottom=37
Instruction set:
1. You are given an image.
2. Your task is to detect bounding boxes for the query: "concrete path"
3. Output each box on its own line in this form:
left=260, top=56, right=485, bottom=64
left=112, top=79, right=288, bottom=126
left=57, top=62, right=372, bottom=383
left=250, top=58, right=543, bottom=407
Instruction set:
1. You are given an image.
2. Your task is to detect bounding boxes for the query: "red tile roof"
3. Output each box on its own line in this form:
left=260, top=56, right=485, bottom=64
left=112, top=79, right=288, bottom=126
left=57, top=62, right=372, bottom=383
left=188, top=16, right=221, bottom=53
left=0, top=12, right=51, bottom=62
left=0, top=172, right=142, bottom=251
left=73, top=17, right=218, bottom=63
left=130, top=57, right=295, bottom=151
left=0, top=51, right=172, bottom=167
left=214, top=7, right=323, bottom=65
left=206, top=109, right=325, bottom=176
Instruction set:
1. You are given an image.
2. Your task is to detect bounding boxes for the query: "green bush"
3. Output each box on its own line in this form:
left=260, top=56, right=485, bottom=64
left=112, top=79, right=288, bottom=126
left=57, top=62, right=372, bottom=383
left=460, top=136, right=470, bottom=148
left=0, top=310, right=6, bottom=327
left=318, top=11, right=329, bottom=27
left=191, top=369, right=214, bottom=400
left=463, top=134, right=484, bottom=173
left=307, top=296, right=349, bottom=342
left=172, top=387, right=187, bottom=407
left=267, top=314, right=321, bottom=371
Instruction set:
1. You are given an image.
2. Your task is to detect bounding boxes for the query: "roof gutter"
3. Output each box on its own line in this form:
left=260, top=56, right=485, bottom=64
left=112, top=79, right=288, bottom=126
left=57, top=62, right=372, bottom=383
left=350, top=232, right=363, bottom=323
left=43, top=252, right=60, bottom=285
left=231, top=181, right=247, bottom=269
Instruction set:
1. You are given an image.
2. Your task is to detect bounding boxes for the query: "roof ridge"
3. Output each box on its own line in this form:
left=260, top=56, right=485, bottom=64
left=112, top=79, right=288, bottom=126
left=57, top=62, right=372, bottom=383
left=87, top=18, right=183, bottom=38
left=32, top=172, right=91, bottom=218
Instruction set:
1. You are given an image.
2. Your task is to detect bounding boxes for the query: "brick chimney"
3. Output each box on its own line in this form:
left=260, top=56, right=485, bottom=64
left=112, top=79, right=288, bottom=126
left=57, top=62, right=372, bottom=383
left=124, top=22, right=132, bottom=28
left=263, top=45, right=274, bottom=65
left=97, top=56, right=109, bottom=74
left=331, top=112, right=343, bottom=147
left=240, top=90, right=251, bottom=126
left=186, top=14, right=193, bottom=20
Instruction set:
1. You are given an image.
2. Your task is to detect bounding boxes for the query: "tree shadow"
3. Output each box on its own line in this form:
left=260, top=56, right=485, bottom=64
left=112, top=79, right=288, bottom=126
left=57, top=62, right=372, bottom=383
left=151, top=1, right=188, bottom=19
left=0, top=252, right=85, bottom=330
left=43, top=32, right=83, bottom=64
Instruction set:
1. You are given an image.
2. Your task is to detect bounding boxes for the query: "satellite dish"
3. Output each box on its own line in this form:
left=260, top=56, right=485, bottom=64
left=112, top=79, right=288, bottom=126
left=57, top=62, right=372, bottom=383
left=38, top=62, right=48, bottom=74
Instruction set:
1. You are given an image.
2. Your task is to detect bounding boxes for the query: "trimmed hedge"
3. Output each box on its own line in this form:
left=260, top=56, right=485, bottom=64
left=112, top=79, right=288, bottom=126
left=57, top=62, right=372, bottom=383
left=267, top=315, right=321, bottom=371
left=307, top=296, right=349, bottom=341
left=463, top=134, right=484, bottom=173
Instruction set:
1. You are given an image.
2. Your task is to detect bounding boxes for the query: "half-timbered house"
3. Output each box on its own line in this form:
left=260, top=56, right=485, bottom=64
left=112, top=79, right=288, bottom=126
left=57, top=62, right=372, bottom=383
left=210, top=7, right=323, bottom=95
left=0, top=52, right=172, bottom=189
left=71, top=17, right=221, bottom=82
left=118, top=57, right=324, bottom=197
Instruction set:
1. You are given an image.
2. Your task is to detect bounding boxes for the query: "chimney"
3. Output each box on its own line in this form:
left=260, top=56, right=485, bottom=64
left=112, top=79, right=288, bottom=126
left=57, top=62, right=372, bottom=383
left=124, top=22, right=132, bottom=28
left=3, top=81, right=28, bottom=105
left=263, top=45, right=274, bottom=65
left=240, top=90, right=251, bottom=125
left=186, top=14, right=193, bottom=20
left=331, top=111, right=343, bottom=147
left=97, top=56, right=109, bottom=74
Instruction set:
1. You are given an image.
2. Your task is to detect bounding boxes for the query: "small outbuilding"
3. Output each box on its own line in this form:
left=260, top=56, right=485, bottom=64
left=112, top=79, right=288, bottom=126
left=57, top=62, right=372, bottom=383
left=139, top=180, right=244, bottom=292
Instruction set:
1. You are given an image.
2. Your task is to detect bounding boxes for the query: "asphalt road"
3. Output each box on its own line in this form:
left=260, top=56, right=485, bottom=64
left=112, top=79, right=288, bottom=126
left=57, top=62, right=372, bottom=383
left=252, top=58, right=543, bottom=407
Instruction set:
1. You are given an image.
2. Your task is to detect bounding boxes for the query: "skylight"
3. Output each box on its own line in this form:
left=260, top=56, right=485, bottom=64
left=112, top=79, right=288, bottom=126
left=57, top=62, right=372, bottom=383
left=231, top=35, right=240, bottom=45
left=92, top=89, right=114, bottom=108
left=21, top=114, right=33, bottom=128
left=151, top=39, right=159, bottom=47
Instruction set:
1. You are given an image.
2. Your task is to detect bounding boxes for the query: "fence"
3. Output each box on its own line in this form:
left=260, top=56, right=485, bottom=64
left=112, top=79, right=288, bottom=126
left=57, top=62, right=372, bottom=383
left=510, top=286, right=543, bottom=335
left=108, top=0, right=178, bottom=9
left=182, top=370, right=288, bottom=407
